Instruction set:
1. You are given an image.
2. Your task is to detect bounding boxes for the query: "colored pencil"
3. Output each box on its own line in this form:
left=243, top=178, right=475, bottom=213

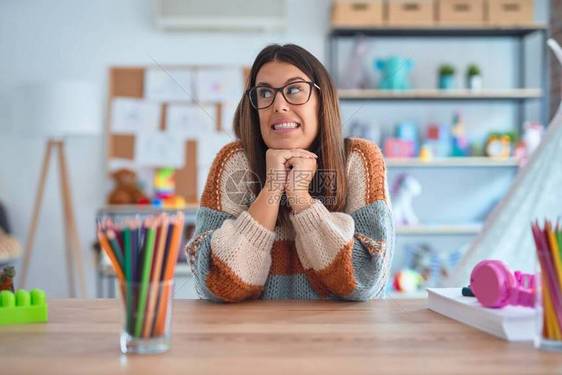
left=134, top=219, right=157, bottom=337
left=143, top=215, right=169, bottom=337
left=154, top=214, right=184, bottom=335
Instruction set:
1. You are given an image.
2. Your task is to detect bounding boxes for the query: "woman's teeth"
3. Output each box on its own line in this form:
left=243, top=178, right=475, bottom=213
left=273, top=122, right=300, bottom=130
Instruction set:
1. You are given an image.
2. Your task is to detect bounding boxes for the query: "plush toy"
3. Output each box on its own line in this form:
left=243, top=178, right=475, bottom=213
left=107, top=168, right=148, bottom=205
left=375, top=57, right=414, bottom=91
left=0, top=266, right=15, bottom=292
left=391, top=174, right=422, bottom=226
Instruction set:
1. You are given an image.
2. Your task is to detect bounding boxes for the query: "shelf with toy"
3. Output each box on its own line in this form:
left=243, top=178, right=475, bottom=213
left=330, top=25, right=547, bottom=38
left=396, top=223, right=483, bottom=236
left=338, top=88, right=542, bottom=101
left=386, top=157, right=519, bottom=168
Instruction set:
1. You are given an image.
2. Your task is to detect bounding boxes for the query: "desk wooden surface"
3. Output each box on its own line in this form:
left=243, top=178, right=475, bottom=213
left=1, top=299, right=561, bottom=375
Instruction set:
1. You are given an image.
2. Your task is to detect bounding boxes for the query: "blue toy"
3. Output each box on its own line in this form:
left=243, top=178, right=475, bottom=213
left=375, top=57, right=414, bottom=91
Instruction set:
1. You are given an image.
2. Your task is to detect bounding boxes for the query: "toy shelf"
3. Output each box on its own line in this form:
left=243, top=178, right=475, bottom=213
left=338, top=88, right=543, bottom=101
left=386, top=157, right=519, bottom=168
left=330, top=24, right=548, bottom=38
left=396, top=223, right=483, bottom=236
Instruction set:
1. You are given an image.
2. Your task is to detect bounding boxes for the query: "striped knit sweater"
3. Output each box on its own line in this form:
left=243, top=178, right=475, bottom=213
left=185, top=137, right=394, bottom=302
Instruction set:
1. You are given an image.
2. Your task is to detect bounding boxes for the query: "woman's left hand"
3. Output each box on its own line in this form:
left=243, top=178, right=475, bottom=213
left=285, top=153, right=317, bottom=213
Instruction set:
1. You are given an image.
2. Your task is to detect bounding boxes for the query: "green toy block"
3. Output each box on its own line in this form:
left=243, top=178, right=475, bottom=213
left=0, top=289, right=48, bottom=325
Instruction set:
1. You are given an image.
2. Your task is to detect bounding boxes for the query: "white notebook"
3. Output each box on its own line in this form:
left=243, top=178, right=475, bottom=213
left=427, top=288, right=537, bottom=341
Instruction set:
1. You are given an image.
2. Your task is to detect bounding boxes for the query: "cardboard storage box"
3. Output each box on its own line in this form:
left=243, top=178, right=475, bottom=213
left=386, top=0, right=435, bottom=27
left=438, top=0, right=485, bottom=26
left=331, top=0, right=384, bottom=27
left=487, top=0, right=534, bottom=26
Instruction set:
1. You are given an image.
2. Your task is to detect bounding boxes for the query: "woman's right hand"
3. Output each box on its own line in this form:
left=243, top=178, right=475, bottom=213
left=264, top=149, right=318, bottom=193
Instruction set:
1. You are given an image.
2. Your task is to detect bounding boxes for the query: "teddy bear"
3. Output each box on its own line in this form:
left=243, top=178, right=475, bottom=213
left=107, top=168, right=148, bottom=205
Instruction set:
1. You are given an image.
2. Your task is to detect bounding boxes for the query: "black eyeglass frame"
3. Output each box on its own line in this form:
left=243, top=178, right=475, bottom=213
left=246, top=80, right=321, bottom=110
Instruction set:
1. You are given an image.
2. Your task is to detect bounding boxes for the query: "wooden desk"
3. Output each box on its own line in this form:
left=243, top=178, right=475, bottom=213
left=1, top=299, right=561, bottom=374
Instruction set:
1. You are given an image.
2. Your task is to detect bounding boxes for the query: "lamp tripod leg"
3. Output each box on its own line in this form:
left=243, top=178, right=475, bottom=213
left=19, top=140, right=55, bottom=289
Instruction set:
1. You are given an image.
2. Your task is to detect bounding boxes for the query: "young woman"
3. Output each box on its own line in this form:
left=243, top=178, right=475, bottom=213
left=186, top=44, right=394, bottom=302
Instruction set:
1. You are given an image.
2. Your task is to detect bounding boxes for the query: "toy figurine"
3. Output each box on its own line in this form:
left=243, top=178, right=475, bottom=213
left=450, top=112, right=470, bottom=157
left=153, top=168, right=186, bottom=208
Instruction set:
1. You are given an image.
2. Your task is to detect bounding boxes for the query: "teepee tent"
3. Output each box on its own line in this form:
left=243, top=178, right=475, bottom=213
left=445, top=39, right=562, bottom=286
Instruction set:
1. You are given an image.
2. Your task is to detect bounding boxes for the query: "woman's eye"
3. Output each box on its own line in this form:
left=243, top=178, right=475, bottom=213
left=259, top=89, right=273, bottom=98
left=286, top=85, right=302, bottom=95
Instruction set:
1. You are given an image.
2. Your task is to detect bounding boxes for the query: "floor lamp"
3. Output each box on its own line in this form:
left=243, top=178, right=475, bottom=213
left=13, top=82, right=101, bottom=297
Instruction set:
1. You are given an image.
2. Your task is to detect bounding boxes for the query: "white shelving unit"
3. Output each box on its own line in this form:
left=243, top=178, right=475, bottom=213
left=329, top=25, right=549, bottom=297
left=338, top=88, right=543, bottom=101
left=386, top=157, right=519, bottom=168
left=396, top=224, right=483, bottom=236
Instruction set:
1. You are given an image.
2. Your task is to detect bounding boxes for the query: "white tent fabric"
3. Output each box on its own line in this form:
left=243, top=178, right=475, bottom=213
left=445, top=40, right=562, bottom=286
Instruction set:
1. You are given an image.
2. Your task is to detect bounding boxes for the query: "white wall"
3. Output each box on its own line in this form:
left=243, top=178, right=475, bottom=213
left=0, top=0, right=549, bottom=297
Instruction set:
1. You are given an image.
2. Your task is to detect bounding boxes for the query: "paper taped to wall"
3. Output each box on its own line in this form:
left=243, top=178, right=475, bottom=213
left=135, top=130, right=185, bottom=168
left=111, top=98, right=161, bottom=134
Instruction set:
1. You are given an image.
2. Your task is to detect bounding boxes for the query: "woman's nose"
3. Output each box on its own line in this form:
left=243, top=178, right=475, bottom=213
left=273, top=91, right=290, bottom=112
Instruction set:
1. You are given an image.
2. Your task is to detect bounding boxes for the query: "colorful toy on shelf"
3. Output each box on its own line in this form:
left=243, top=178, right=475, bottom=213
left=383, top=138, right=416, bottom=158
left=0, top=266, right=15, bottom=292
left=108, top=168, right=148, bottom=205
left=398, top=243, right=463, bottom=289
left=515, top=121, right=544, bottom=166
left=395, top=121, right=419, bottom=154
left=153, top=168, right=186, bottom=209
left=425, top=123, right=451, bottom=157
left=393, top=269, right=423, bottom=293
left=375, top=56, right=413, bottom=91
left=418, top=144, right=433, bottom=161
left=450, top=112, right=470, bottom=157
left=154, top=167, right=175, bottom=200
left=391, top=174, right=422, bottom=226
left=485, top=132, right=514, bottom=158
left=0, top=288, right=48, bottom=325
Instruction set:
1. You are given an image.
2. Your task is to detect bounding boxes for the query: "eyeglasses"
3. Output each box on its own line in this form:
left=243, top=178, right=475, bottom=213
left=247, top=80, right=320, bottom=110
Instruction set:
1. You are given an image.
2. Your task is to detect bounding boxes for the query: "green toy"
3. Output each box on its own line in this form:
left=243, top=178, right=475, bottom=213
left=0, top=289, right=48, bottom=325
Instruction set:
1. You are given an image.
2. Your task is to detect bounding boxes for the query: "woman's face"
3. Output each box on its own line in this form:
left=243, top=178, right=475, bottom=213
left=254, top=61, right=319, bottom=150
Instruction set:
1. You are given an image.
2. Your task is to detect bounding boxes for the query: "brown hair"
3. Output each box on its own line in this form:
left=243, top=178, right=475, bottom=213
left=233, top=44, right=348, bottom=226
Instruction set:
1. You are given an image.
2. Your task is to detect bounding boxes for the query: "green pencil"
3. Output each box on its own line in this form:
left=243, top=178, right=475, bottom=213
left=134, top=220, right=156, bottom=337
left=123, top=226, right=133, bottom=334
